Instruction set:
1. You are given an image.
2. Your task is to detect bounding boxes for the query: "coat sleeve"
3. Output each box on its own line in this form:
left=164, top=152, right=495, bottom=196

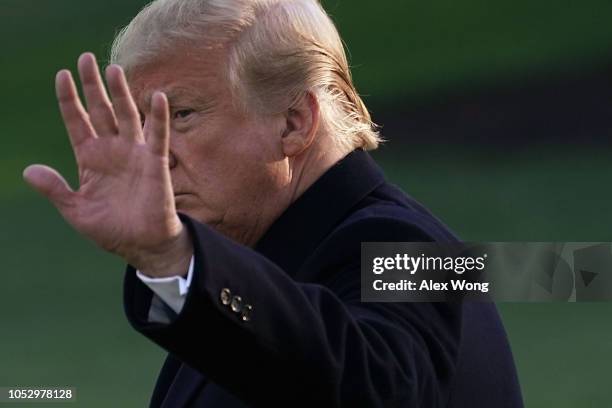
left=123, top=214, right=462, bottom=407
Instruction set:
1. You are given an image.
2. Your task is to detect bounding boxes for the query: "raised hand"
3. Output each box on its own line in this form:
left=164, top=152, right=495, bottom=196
left=23, top=53, right=192, bottom=277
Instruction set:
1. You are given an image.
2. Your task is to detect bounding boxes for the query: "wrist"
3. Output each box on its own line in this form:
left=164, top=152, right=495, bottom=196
left=129, top=224, right=193, bottom=278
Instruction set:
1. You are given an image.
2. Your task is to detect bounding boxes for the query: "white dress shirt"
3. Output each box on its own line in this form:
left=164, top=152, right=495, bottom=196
left=135, top=255, right=194, bottom=323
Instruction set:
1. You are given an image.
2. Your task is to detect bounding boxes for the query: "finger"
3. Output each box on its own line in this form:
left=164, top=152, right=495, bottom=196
left=56, top=69, right=97, bottom=148
left=23, top=165, right=75, bottom=212
left=105, top=64, right=143, bottom=142
left=146, top=92, right=170, bottom=156
left=77, top=52, right=119, bottom=137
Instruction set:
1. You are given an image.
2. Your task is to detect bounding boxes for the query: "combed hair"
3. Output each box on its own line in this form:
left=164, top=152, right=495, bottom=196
left=110, top=0, right=382, bottom=151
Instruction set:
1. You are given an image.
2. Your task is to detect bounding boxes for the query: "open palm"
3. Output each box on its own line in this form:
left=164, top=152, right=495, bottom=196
left=23, top=53, right=185, bottom=271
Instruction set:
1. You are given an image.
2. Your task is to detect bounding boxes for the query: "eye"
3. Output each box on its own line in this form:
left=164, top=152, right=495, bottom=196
left=174, top=109, right=195, bottom=120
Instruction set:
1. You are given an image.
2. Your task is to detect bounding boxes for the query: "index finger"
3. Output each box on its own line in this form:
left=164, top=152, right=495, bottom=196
left=146, top=91, right=170, bottom=156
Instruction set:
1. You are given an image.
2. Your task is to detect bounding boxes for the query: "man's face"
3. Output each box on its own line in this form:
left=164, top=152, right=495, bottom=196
left=128, top=48, right=291, bottom=245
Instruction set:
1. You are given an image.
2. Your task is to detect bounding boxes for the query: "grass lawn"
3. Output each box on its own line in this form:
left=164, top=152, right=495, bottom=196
left=3, top=0, right=612, bottom=405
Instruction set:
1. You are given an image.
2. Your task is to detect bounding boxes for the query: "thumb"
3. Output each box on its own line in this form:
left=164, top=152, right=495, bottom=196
left=23, top=164, right=75, bottom=210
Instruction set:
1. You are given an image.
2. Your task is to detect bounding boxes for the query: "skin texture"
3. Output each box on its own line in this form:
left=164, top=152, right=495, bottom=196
left=23, top=50, right=349, bottom=278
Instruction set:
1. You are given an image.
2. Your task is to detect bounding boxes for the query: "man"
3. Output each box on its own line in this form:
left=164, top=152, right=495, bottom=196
left=23, top=0, right=523, bottom=406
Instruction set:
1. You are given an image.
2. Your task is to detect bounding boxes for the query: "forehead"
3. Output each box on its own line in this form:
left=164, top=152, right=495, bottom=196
left=126, top=49, right=227, bottom=109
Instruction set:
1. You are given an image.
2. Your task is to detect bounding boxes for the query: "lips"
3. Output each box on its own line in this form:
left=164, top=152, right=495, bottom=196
left=174, top=193, right=189, bottom=208
left=174, top=193, right=191, bottom=203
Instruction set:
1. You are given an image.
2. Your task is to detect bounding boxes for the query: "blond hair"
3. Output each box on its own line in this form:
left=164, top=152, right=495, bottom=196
left=110, top=0, right=381, bottom=151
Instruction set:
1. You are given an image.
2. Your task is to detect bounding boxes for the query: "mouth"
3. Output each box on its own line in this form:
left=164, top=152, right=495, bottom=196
left=174, top=193, right=191, bottom=203
left=174, top=193, right=190, bottom=208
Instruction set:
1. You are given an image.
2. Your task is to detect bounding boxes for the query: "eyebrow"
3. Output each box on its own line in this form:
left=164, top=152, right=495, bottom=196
left=141, top=87, right=213, bottom=111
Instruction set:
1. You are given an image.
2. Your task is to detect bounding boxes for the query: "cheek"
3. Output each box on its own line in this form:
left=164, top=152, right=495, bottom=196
left=179, top=118, right=286, bottom=195
left=235, top=120, right=285, bottom=162
left=216, top=144, right=288, bottom=206
left=235, top=129, right=287, bottom=183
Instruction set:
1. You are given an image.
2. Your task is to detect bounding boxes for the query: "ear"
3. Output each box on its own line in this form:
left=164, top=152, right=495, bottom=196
left=281, top=92, right=320, bottom=157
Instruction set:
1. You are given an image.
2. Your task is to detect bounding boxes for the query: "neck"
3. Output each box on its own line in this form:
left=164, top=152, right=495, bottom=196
left=236, top=135, right=354, bottom=247
left=287, top=137, right=353, bottom=206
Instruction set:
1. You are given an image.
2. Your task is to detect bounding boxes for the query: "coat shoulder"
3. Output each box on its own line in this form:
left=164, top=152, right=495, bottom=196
left=332, top=181, right=459, bottom=248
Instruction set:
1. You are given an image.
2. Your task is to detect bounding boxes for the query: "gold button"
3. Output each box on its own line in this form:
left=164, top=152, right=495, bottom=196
left=241, top=304, right=253, bottom=322
left=220, top=288, right=231, bottom=306
left=230, top=296, right=242, bottom=313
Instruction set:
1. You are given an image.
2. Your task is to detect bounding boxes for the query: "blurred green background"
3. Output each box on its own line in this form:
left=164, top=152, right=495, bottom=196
left=2, top=0, right=612, bottom=406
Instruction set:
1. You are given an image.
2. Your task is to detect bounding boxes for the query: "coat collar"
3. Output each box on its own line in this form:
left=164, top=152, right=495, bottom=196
left=254, top=149, right=385, bottom=276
